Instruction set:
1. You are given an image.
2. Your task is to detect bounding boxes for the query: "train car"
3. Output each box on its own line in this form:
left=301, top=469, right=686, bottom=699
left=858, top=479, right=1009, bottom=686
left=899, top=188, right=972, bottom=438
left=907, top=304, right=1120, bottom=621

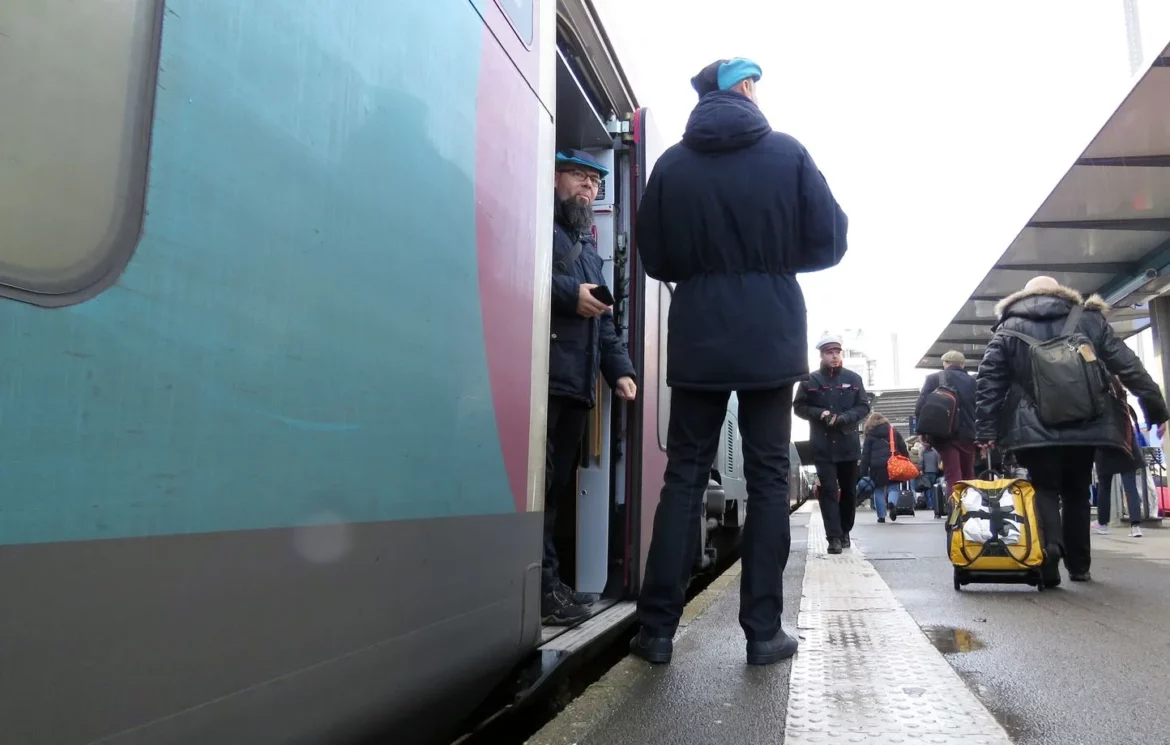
left=0, top=2, right=806, bottom=744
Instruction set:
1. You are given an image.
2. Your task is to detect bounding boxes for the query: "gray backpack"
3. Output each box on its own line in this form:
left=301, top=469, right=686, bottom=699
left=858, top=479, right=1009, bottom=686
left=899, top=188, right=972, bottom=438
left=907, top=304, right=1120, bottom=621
left=998, top=305, right=1107, bottom=427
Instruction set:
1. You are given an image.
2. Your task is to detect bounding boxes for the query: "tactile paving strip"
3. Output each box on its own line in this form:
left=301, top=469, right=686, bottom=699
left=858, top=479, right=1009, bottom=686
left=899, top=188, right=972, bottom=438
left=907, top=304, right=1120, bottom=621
left=783, top=513, right=1013, bottom=744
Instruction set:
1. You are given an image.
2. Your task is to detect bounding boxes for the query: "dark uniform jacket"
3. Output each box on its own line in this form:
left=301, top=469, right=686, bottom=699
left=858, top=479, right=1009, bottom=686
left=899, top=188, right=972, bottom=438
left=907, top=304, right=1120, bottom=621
left=635, top=90, right=847, bottom=391
left=794, top=365, right=870, bottom=463
left=549, top=206, right=636, bottom=406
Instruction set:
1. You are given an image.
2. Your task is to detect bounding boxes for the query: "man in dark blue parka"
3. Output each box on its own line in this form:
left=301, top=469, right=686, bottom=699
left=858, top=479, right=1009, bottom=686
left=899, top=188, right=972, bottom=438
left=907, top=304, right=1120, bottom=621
left=544, top=149, right=637, bottom=625
left=630, top=58, right=848, bottom=666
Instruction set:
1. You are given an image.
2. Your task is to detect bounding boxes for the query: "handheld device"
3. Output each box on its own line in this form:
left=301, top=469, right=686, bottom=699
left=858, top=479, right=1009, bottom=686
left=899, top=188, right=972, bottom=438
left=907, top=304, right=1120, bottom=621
left=589, top=285, right=616, bottom=306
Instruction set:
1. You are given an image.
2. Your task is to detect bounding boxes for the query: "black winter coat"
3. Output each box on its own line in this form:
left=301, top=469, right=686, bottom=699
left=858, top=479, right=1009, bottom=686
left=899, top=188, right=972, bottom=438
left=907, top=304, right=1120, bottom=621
left=549, top=211, right=636, bottom=406
left=860, top=422, right=910, bottom=488
left=635, top=90, right=848, bottom=391
left=975, top=285, right=1169, bottom=453
left=915, top=367, right=977, bottom=443
left=793, top=366, right=870, bottom=463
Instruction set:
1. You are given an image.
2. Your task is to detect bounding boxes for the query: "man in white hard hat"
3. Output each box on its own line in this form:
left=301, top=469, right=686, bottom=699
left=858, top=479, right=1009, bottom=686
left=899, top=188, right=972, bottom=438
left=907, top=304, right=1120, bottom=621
left=794, top=333, right=871, bottom=554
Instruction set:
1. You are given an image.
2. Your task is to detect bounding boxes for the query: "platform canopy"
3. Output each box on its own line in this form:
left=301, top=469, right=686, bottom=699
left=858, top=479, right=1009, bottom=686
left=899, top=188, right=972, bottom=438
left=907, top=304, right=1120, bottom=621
left=920, top=44, right=1170, bottom=370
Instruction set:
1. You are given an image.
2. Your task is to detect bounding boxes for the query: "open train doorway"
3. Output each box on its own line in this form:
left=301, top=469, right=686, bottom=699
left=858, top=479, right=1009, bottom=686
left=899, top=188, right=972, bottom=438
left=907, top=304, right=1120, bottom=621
left=540, top=40, right=633, bottom=643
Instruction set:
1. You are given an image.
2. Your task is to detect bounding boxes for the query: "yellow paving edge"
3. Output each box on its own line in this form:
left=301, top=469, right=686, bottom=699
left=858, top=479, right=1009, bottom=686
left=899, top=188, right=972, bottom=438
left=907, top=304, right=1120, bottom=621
left=523, top=560, right=744, bottom=745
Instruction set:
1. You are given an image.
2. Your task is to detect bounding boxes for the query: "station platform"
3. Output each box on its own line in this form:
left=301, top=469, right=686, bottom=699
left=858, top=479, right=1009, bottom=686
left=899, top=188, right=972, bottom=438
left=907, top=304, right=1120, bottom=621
left=527, top=501, right=1170, bottom=745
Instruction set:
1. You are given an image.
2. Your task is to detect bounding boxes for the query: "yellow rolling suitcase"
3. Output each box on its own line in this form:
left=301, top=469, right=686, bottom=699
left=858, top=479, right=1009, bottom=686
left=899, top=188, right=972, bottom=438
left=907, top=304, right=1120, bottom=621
left=946, top=476, right=1048, bottom=591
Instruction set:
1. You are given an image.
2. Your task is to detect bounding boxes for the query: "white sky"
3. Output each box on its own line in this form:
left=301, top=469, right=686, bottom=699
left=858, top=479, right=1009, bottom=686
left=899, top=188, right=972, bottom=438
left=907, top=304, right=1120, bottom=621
left=593, top=0, right=1170, bottom=405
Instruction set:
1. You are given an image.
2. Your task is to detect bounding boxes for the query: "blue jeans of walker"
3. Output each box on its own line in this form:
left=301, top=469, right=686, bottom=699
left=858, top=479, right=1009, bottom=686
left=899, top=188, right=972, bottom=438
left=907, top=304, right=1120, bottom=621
left=874, top=484, right=899, bottom=519
left=1097, top=470, right=1142, bottom=525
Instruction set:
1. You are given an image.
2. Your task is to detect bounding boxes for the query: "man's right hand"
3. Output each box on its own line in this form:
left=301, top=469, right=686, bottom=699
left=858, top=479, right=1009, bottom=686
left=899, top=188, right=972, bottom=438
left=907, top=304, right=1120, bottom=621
left=820, top=410, right=832, bottom=422
left=577, top=284, right=609, bottom=318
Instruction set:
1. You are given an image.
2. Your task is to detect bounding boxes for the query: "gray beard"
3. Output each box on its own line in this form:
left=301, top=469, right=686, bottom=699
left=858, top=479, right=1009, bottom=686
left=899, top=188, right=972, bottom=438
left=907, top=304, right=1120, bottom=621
left=557, top=196, right=594, bottom=234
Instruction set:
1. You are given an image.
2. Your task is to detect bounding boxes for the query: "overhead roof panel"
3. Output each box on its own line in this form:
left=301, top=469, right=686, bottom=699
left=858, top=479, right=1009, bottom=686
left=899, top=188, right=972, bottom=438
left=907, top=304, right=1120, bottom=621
left=1081, top=68, right=1170, bottom=159
left=937, top=324, right=994, bottom=342
left=1003, top=228, right=1170, bottom=266
left=1030, top=165, right=1170, bottom=223
left=973, top=269, right=1115, bottom=298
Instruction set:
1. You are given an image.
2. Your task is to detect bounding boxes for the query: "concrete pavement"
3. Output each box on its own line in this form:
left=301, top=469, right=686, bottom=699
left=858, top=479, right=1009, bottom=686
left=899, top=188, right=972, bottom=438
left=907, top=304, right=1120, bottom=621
left=855, top=504, right=1170, bottom=745
left=529, top=501, right=1170, bottom=745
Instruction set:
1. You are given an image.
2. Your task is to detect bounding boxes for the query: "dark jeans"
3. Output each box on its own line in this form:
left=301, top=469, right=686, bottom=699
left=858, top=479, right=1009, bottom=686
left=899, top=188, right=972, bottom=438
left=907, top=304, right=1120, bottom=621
left=544, top=396, right=589, bottom=592
left=815, top=460, right=859, bottom=538
left=924, top=472, right=940, bottom=510
left=1016, top=446, right=1094, bottom=575
left=1097, top=470, right=1143, bottom=526
left=637, top=386, right=793, bottom=642
left=937, top=440, right=976, bottom=485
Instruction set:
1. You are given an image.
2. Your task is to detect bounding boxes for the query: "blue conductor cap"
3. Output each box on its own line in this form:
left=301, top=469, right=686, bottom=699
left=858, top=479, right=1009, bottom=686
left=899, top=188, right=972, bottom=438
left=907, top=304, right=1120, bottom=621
left=555, top=149, right=610, bottom=177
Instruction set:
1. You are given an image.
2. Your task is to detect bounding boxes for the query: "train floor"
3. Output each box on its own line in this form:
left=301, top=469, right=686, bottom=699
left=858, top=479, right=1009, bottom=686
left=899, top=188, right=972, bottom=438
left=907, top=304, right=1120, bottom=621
left=527, top=500, right=1170, bottom=745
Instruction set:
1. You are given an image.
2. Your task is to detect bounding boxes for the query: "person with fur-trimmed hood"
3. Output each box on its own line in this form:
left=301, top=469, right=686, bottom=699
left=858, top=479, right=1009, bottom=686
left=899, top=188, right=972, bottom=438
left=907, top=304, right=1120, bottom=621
left=975, top=276, right=1168, bottom=585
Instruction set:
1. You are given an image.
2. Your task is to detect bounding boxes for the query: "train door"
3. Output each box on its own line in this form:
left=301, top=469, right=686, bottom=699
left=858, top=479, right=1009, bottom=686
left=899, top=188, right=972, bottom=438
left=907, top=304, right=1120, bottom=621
left=623, top=107, right=668, bottom=591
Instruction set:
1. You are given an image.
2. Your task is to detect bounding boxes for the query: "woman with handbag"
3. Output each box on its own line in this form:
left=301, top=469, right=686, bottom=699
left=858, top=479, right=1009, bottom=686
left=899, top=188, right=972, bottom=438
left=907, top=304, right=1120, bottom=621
left=860, top=413, right=918, bottom=523
left=1094, top=376, right=1149, bottom=538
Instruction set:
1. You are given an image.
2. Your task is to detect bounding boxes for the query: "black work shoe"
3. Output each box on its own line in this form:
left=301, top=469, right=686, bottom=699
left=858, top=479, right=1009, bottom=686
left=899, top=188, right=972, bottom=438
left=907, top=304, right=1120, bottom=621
left=542, top=589, right=589, bottom=626
left=1070, top=571, right=1092, bottom=582
left=827, top=537, right=843, bottom=555
left=841, top=534, right=851, bottom=549
left=629, top=629, right=673, bottom=664
left=747, top=630, right=799, bottom=666
left=557, top=579, right=595, bottom=606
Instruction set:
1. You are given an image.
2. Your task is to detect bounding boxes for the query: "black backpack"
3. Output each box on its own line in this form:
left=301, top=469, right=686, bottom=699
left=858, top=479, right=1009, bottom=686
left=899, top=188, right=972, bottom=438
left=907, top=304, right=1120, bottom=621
left=916, top=369, right=960, bottom=439
left=997, top=305, right=1107, bottom=427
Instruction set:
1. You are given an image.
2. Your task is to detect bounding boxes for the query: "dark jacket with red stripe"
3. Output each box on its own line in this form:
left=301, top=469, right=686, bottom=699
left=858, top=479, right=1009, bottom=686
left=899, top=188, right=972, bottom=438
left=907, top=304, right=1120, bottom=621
left=793, top=365, right=870, bottom=463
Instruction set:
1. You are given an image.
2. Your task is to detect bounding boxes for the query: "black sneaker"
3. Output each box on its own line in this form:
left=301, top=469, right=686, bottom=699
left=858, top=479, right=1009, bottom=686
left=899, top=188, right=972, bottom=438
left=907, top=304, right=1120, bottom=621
left=827, top=537, right=843, bottom=555
left=889, top=506, right=898, bottom=522
left=557, top=579, right=595, bottom=606
left=1070, top=571, right=1092, bottom=582
left=746, top=630, right=799, bottom=665
left=542, top=589, right=589, bottom=626
left=841, top=534, right=851, bottom=549
left=878, top=517, right=886, bottom=524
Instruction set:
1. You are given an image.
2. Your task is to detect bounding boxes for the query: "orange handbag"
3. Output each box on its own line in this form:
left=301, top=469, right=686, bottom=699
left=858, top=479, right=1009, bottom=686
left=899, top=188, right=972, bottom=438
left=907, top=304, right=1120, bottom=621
left=887, top=427, right=920, bottom=483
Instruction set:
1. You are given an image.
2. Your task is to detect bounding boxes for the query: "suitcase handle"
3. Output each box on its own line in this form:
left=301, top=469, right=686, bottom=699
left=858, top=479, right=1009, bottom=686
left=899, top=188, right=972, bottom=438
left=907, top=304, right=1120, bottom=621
left=978, top=446, right=1002, bottom=481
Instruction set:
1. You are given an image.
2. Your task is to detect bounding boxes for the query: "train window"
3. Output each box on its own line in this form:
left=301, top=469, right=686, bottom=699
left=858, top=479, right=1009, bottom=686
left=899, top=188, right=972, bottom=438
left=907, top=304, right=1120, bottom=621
left=493, top=0, right=533, bottom=44
left=0, top=0, right=161, bottom=306
left=657, top=282, right=672, bottom=451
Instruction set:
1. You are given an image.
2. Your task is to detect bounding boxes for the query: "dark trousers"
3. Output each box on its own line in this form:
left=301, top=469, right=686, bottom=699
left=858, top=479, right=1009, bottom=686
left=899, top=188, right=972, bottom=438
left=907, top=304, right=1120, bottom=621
left=1016, top=447, right=1094, bottom=575
left=1097, top=470, right=1143, bottom=526
left=937, top=440, right=976, bottom=485
left=637, top=386, right=793, bottom=642
left=816, top=460, right=859, bottom=538
left=544, top=396, right=589, bottom=592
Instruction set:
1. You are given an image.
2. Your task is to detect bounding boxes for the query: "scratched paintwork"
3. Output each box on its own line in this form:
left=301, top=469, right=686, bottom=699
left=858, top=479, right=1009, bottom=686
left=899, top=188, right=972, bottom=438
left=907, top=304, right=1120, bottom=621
left=0, top=0, right=540, bottom=545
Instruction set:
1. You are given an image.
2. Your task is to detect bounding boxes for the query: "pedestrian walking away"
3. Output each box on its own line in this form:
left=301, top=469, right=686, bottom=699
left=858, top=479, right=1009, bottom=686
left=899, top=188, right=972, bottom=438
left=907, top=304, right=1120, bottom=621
left=975, top=276, right=1168, bottom=585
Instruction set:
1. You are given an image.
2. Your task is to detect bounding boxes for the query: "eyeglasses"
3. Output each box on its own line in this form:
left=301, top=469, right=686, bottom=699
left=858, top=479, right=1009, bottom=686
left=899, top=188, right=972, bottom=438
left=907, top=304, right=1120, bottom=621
left=562, top=168, right=602, bottom=188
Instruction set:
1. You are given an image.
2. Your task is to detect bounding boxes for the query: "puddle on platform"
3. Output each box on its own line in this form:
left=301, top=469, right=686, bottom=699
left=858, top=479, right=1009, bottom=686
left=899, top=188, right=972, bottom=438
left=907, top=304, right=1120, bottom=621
left=922, top=626, right=984, bottom=654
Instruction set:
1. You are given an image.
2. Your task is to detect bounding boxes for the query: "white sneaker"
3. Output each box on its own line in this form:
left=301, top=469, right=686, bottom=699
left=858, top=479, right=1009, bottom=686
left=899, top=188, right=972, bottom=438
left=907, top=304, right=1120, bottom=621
left=1130, top=525, right=1143, bottom=538
left=1094, top=523, right=1110, bottom=535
